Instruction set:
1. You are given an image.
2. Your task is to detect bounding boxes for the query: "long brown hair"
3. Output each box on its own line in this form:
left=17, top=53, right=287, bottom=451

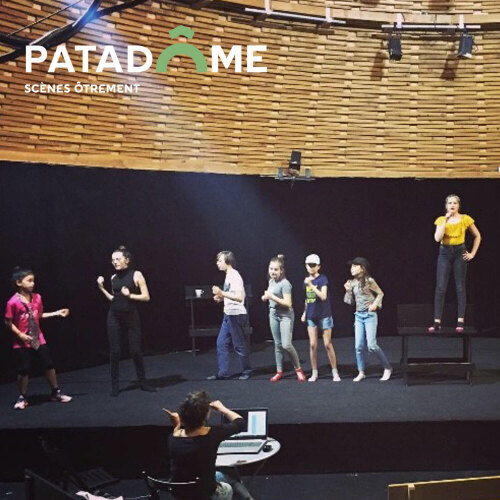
left=355, top=265, right=371, bottom=290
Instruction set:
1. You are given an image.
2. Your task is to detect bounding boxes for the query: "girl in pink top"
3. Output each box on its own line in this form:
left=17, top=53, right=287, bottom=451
left=4, top=267, right=72, bottom=410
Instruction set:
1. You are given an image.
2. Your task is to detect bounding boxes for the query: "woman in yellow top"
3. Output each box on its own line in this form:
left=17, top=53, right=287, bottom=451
left=429, top=194, right=481, bottom=333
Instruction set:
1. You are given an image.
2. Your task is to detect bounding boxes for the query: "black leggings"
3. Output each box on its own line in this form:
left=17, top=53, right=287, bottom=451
left=15, top=344, right=54, bottom=376
left=107, top=309, right=145, bottom=386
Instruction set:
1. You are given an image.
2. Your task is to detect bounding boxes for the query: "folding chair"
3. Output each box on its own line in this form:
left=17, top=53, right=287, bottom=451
left=142, top=471, right=201, bottom=500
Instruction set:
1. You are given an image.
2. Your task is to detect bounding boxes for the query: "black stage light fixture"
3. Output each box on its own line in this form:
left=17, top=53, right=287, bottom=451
left=458, top=31, right=474, bottom=58
left=288, top=150, right=301, bottom=176
left=388, top=32, right=402, bottom=61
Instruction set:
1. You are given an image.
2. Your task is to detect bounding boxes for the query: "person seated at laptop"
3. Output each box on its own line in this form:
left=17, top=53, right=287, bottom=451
left=165, top=391, right=245, bottom=500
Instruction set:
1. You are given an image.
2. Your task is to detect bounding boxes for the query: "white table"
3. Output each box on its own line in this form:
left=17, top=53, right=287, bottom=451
left=216, top=437, right=280, bottom=491
left=216, top=438, right=280, bottom=468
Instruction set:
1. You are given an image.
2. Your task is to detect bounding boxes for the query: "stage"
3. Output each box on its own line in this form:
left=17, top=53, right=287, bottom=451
left=2, top=337, right=500, bottom=481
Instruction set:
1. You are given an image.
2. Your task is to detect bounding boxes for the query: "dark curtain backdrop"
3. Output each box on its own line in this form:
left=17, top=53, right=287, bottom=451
left=0, top=162, right=498, bottom=380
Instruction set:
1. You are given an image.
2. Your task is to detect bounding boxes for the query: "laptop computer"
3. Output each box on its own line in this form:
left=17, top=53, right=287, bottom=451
left=217, top=408, right=268, bottom=455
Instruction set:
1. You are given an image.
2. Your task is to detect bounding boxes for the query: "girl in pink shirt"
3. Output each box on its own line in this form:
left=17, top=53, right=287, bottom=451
left=4, top=267, right=72, bottom=410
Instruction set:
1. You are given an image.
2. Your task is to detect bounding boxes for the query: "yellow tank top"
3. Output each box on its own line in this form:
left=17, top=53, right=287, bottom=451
left=434, top=214, right=475, bottom=245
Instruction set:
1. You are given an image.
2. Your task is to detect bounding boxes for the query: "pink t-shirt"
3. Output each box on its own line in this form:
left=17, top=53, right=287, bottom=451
left=4, top=293, right=46, bottom=349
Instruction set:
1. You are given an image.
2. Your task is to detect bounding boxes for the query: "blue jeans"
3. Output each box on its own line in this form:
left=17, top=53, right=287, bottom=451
left=354, top=311, right=391, bottom=372
left=269, top=309, right=300, bottom=371
left=212, top=476, right=232, bottom=500
left=306, top=316, right=334, bottom=330
left=434, top=244, right=467, bottom=320
left=216, top=314, right=251, bottom=377
left=216, top=469, right=252, bottom=500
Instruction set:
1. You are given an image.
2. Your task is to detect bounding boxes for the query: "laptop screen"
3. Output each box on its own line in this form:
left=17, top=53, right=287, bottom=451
left=221, top=408, right=268, bottom=440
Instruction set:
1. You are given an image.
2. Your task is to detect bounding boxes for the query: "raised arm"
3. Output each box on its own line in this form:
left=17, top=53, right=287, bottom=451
left=121, top=271, right=150, bottom=302
left=304, top=277, right=328, bottom=302
left=41, top=309, right=70, bottom=319
left=97, top=276, right=114, bottom=301
left=213, top=286, right=244, bottom=303
left=210, top=400, right=243, bottom=422
left=262, top=290, right=292, bottom=309
left=434, top=214, right=451, bottom=243
left=343, top=280, right=354, bottom=305
left=163, top=409, right=182, bottom=433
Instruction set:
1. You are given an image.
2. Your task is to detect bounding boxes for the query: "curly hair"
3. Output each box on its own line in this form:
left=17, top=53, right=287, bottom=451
left=179, top=391, right=211, bottom=430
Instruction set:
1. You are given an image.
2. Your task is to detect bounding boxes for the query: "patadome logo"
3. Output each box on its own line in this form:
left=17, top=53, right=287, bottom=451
left=26, top=25, right=267, bottom=74
left=156, top=26, right=208, bottom=72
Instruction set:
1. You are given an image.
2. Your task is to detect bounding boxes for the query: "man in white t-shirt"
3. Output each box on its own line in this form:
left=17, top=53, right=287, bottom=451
left=207, top=251, right=252, bottom=380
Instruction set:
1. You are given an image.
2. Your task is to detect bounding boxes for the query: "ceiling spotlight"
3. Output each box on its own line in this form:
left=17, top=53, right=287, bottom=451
left=458, top=31, right=474, bottom=58
left=388, top=32, right=402, bottom=61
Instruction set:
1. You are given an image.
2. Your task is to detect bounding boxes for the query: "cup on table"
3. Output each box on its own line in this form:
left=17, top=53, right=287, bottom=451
left=195, top=289, right=204, bottom=298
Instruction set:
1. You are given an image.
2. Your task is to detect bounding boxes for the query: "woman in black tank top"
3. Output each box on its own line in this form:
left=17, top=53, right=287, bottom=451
left=97, top=245, right=155, bottom=396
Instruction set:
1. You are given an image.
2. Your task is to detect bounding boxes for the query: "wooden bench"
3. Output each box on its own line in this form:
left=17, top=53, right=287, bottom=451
left=185, top=284, right=253, bottom=356
left=398, top=304, right=476, bottom=385
left=388, top=474, right=500, bottom=500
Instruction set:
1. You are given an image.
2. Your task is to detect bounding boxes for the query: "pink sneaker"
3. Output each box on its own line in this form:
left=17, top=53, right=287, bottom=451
left=295, top=368, right=306, bottom=382
left=270, top=372, right=283, bottom=382
left=428, top=322, right=441, bottom=333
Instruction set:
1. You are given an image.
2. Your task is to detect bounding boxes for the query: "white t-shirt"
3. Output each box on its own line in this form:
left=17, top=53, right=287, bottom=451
left=223, top=268, right=247, bottom=315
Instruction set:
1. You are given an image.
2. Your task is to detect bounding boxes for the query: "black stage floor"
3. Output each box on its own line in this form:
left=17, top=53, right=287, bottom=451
left=2, top=337, right=500, bottom=428
left=2, top=337, right=500, bottom=481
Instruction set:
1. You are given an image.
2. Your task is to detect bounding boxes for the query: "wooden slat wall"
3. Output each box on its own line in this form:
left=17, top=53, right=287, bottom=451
left=312, top=1, right=500, bottom=13
left=1, top=0, right=500, bottom=177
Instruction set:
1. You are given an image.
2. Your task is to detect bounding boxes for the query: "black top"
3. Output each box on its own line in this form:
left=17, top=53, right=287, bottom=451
left=169, top=418, right=246, bottom=499
left=110, top=268, right=140, bottom=313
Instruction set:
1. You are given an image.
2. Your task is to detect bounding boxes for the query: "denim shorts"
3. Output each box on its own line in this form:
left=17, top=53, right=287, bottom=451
left=307, top=316, right=333, bottom=330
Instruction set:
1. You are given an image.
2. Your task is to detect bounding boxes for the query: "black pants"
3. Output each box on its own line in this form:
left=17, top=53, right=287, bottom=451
left=107, top=309, right=146, bottom=387
left=434, top=244, right=468, bottom=320
left=15, top=344, right=54, bottom=376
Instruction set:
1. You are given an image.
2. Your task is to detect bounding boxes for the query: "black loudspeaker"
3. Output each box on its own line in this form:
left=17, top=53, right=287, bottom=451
left=288, top=150, right=301, bottom=175
left=458, top=32, right=474, bottom=58
left=388, top=34, right=402, bottom=61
